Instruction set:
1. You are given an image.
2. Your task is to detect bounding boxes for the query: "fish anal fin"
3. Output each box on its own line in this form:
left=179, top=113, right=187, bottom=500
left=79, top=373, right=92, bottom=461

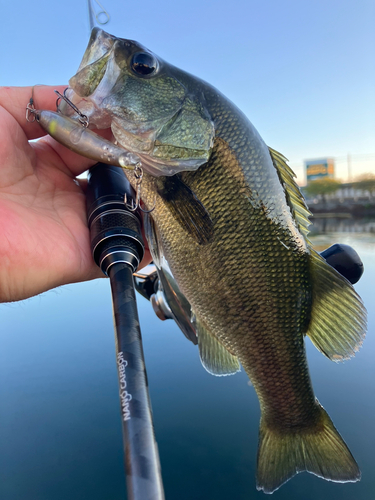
left=257, top=401, right=360, bottom=494
left=307, top=249, right=367, bottom=361
left=196, top=317, right=240, bottom=376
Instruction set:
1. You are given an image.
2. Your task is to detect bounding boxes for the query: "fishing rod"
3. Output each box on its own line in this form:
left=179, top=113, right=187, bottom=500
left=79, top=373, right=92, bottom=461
left=87, top=0, right=109, bottom=30
left=86, top=163, right=165, bottom=500
left=30, top=5, right=164, bottom=496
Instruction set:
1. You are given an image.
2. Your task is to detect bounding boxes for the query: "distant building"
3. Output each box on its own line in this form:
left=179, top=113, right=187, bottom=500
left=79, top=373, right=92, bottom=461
left=305, top=158, right=335, bottom=184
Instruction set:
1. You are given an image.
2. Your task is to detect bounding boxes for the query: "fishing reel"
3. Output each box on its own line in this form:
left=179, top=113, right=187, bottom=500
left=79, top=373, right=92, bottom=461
left=134, top=268, right=198, bottom=345
left=132, top=267, right=167, bottom=318
left=135, top=270, right=173, bottom=321
left=320, top=244, right=363, bottom=285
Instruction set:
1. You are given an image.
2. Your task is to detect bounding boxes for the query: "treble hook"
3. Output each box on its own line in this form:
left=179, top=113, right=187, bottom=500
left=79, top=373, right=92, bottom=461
left=55, top=89, right=89, bottom=128
left=124, top=163, right=156, bottom=214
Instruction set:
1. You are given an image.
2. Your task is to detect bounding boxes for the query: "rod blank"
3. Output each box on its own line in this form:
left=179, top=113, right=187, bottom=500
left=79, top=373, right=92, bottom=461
left=109, top=263, right=165, bottom=500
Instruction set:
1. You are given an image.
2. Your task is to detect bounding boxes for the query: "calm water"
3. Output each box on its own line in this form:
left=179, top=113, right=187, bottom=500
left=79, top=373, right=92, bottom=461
left=1, top=220, right=374, bottom=500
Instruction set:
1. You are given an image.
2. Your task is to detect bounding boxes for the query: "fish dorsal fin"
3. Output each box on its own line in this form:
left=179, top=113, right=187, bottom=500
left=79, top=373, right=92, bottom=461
left=269, top=147, right=312, bottom=238
left=156, top=175, right=214, bottom=245
left=195, top=316, right=241, bottom=376
left=307, top=249, right=367, bottom=361
left=269, top=147, right=367, bottom=358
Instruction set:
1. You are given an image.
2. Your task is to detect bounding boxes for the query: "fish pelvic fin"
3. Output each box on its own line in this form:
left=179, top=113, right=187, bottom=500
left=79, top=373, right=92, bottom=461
left=256, top=401, right=360, bottom=494
left=307, top=249, right=367, bottom=361
left=195, top=316, right=241, bottom=376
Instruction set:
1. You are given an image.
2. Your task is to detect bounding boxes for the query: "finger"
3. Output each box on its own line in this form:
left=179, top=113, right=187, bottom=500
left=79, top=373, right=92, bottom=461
left=0, top=86, right=119, bottom=177
left=139, top=222, right=152, bottom=270
left=0, top=85, right=68, bottom=140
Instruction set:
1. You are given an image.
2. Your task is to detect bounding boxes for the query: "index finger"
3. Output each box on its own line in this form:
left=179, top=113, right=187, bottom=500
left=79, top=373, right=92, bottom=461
left=0, top=85, right=68, bottom=140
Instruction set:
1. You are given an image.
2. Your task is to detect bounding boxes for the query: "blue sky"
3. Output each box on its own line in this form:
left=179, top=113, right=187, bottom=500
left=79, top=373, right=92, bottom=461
left=1, top=0, right=373, bottom=184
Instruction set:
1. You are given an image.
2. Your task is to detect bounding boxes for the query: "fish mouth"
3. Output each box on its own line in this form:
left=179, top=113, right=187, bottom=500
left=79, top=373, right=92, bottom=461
left=72, top=27, right=121, bottom=99
left=57, top=30, right=176, bottom=175
left=76, top=28, right=117, bottom=72
left=58, top=28, right=118, bottom=130
left=59, top=28, right=155, bottom=138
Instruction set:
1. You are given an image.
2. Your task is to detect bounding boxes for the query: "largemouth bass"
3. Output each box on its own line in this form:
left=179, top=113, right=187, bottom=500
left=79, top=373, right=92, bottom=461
left=61, top=28, right=367, bottom=493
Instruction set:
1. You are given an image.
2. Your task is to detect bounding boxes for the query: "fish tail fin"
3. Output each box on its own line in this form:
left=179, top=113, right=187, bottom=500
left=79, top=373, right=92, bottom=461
left=256, top=402, right=360, bottom=494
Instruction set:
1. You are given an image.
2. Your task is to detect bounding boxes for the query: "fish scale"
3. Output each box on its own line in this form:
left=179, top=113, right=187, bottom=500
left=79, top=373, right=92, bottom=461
left=141, top=123, right=313, bottom=427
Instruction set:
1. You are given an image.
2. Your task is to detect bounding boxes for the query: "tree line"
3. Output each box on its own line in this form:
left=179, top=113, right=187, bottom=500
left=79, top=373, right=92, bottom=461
left=303, top=174, right=375, bottom=199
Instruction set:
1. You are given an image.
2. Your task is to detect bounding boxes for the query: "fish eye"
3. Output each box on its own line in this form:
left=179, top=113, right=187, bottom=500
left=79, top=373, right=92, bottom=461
left=131, top=52, right=158, bottom=76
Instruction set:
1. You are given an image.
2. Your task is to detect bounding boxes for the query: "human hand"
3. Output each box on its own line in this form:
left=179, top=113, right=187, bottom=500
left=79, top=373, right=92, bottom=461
left=0, top=85, right=151, bottom=302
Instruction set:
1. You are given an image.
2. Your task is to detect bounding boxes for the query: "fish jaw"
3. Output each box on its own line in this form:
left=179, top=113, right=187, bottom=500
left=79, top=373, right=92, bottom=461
left=59, top=28, right=214, bottom=176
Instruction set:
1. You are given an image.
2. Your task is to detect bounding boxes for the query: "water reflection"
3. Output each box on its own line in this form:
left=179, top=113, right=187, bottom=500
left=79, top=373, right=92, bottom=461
left=310, top=216, right=375, bottom=235
left=0, top=218, right=374, bottom=500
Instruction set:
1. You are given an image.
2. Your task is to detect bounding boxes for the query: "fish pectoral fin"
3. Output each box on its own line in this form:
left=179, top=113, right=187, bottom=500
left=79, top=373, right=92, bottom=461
left=257, top=400, right=360, bottom=494
left=156, top=175, right=214, bottom=245
left=195, top=316, right=240, bottom=376
left=306, top=249, right=367, bottom=361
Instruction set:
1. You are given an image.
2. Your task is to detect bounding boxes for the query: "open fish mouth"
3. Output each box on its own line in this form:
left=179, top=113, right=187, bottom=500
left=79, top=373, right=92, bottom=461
left=58, top=29, right=119, bottom=130
left=58, top=45, right=161, bottom=173
left=76, top=28, right=117, bottom=74
left=59, top=28, right=162, bottom=138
